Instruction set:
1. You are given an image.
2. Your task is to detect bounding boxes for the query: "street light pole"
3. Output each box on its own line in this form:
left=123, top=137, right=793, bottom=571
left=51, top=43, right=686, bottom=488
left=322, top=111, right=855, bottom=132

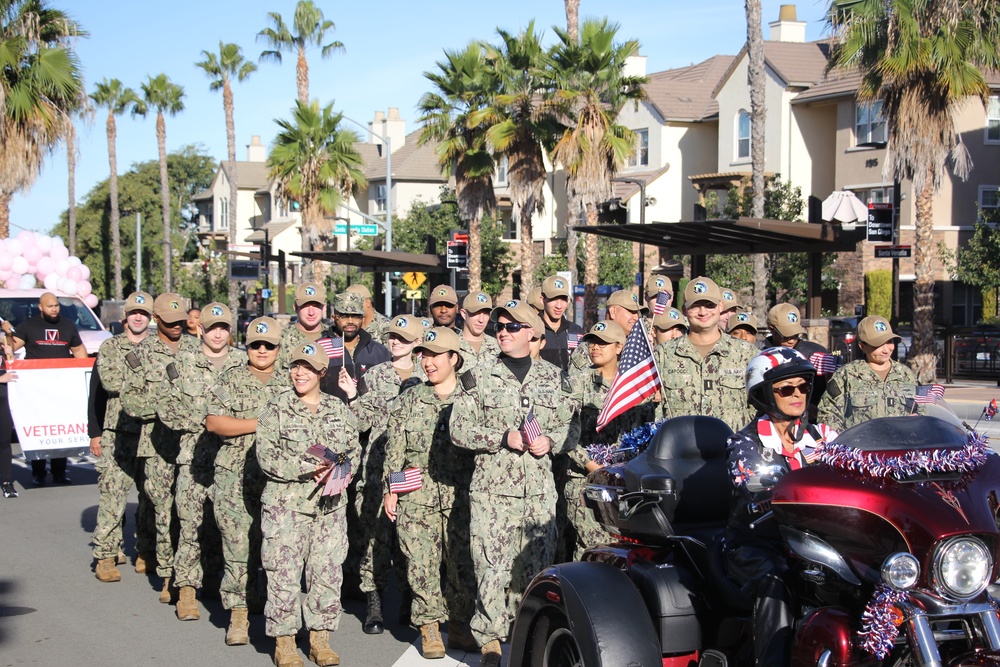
left=136, top=212, right=142, bottom=292
left=611, top=177, right=648, bottom=286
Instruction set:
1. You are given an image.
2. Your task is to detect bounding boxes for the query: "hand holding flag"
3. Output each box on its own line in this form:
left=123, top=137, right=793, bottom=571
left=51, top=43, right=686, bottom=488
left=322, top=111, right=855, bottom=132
left=520, top=407, right=543, bottom=446
left=596, top=320, right=662, bottom=431
left=388, top=467, right=422, bottom=494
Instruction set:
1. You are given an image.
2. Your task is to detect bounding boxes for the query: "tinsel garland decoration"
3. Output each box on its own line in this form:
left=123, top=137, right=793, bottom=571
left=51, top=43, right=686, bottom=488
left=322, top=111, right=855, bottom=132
left=817, top=431, right=991, bottom=480
left=858, top=584, right=908, bottom=659
left=586, top=421, right=663, bottom=467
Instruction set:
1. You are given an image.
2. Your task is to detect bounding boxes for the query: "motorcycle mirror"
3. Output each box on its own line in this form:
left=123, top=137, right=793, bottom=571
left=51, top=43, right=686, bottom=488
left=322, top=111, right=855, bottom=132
left=745, top=465, right=785, bottom=493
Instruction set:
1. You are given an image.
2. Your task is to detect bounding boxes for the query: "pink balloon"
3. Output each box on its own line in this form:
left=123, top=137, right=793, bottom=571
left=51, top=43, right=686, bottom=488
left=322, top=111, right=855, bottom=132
left=5, top=276, right=19, bottom=289
left=77, top=280, right=92, bottom=298
left=43, top=273, right=60, bottom=291
left=16, top=230, right=35, bottom=246
left=85, top=294, right=99, bottom=309
left=79, top=264, right=91, bottom=280
left=0, top=269, right=10, bottom=281
left=11, top=256, right=27, bottom=274
left=6, top=239, right=23, bottom=257
left=50, top=245, right=69, bottom=261
left=0, top=253, right=11, bottom=271
left=66, top=266, right=82, bottom=281
left=23, top=245, right=42, bottom=264
left=62, top=279, right=78, bottom=296
left=36, top=256, right=54, bottom=276
left=55, top=259, right=70, bottom=276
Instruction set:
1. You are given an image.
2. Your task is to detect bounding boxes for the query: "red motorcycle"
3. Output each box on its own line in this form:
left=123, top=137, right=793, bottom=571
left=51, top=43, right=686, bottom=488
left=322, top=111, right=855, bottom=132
left=508, top=404, right=1000, bottom=667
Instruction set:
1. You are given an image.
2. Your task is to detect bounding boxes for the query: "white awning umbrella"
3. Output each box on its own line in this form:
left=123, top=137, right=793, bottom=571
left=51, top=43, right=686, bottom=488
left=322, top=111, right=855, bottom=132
left=821, top=190, right=869, bottom=223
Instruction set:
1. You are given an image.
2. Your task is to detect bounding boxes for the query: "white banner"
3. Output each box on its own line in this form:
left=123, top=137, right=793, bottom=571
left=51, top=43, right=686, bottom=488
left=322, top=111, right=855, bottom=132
left=8, top=358, right=94, bottom=460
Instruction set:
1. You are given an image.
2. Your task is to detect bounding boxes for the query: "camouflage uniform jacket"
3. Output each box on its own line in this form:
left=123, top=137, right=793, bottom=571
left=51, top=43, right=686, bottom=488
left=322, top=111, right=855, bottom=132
left=96, top=333, right=145, bottom=434
left=567, top=342, right=592, bottom=381
left=256, top=390, right=361, bottom=514
left=274, top=324, right=322, bottom=376
left=654, top=333, right=757, bottom=431
left=450, top=355, right=575, bottom=498
left=120, top=334, right=201, bottom=458
left=817, top=360, right=919, bottom=433
left=352, top=360, right=426, bottom=434
left=365, top=311, right=391, bottom=345
left=564, top=369, right=657, bottom=477
left=384, top=383, right=473, bottom=509
left=207, top=365, right=287, bottom=473
left=458, top=333, right=501, bottom=373
left=158, top=347, right=245, bottom=468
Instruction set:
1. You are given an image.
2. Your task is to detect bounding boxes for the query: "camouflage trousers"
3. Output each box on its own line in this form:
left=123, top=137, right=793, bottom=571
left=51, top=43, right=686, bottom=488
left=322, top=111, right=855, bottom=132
left=142, top=453, right=178, bottom=578
left=356, top=443, right=407, bottom=596
left=173, top=464, right=222, bottom=589
left=396, top=500, right=475, bottom=628
left=261, top=503, right=348, bottom=637
left=214, top=463, right=265, bottom=610
left=561, top=475, right=610, bottom=562
left=91, top=430, right=154, bottom=559
left=469, top=492, right=557, bottom=646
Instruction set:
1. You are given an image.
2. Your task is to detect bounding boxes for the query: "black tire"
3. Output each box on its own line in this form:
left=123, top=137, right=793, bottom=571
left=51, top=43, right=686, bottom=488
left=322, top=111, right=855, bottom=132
left=528, top=612, right=583, bottom=667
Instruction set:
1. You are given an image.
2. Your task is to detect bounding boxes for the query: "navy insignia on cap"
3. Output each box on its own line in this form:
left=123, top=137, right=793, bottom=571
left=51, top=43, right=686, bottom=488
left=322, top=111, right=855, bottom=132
left=655, top=277, right=666, bottom=288
left=256, top=322, right=269, bottom=334
left=737, top=312, right=749, bottom=322
left=669, top=309, right=680, bottom=319
left=302, top=344, right=316, bottom=355
left=723, top=290, right=734, bottom=301
left=874, top=320, right=888, bottom=332
left=477, top=293, right=488, bottom=303
left=135, top=295, right=146, bottom=304
left=787, top=312, right=798, bottom=323
left=693, top=282, right=707, bottom=294
left=554, top=279, right=564, bottom=289
left=437, top=288, right=448, bottom=296
left=305, top=286, right=316, bottom=296
left=421, top=318, right=432, bottom=328
left=425, top=331, right=437, bottom=341
left=505, top=300, right=518, bottom=308
left=594, top=322, right=606, bottom=332
left=170, top=300, right=180, bottom=310
left=632, top=294, right=639, bottom=303
left=211, top=306, right=224, bottom=317
left=395, top=317, right=408, bottom=327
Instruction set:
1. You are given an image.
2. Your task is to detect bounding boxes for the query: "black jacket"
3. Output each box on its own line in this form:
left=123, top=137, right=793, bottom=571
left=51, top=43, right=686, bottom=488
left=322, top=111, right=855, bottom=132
left=540, top=318, right=585, bottom=372
left=319, top=327, right=391, bottom=401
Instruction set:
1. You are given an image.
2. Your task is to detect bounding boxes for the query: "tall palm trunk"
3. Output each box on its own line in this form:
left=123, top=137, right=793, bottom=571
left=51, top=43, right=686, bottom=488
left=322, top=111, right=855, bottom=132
left=564, top=0, right=579, bottom=43
left=745, top=0, right=768, bottom=321
left=583, top=202, right=599, bottom=328
left=566, top=194, right=579, bottom=298
left=518, top=202, right=535, bottom=293
left=156, top=112, right=172, bottom=291
left=296, top=47, right=309, bottom=104
left=224, top=79, right=240, bottom=316
left=107, top=111, right=123, bottom=299
left=0, top=193, right=11, bottom=239
left=67, top=122, right=77, bottom=257
left=911, top=180, right=936, bottom=382
left=468, top=214, right=482, bottom=293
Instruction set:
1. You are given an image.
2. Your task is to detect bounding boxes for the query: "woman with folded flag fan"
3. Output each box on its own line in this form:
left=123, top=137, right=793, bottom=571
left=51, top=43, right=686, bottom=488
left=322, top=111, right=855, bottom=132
left=256, top=343, right=361, bottom=667
left=818, top=316, right=921, bottom=432
left=382, top=327, right=477, bottom=659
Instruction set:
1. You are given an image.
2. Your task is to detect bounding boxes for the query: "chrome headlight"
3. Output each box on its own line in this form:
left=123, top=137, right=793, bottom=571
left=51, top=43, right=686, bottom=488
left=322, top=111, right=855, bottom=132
left=882, top=552, right=920, bottom=590
left=933, top=537, right=993, bottom=600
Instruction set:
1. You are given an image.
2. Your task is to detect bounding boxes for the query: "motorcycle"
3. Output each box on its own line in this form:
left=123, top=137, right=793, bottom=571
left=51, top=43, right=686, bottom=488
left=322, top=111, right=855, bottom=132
left=508, top=401, right=1000, bottom=667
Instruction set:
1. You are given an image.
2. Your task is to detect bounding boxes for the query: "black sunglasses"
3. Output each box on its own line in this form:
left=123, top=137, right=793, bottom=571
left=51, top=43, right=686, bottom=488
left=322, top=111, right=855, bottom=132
left=773, top=382, right=810, bottom=398
left=494, top=322, right=531, bottom=333
left=248, top=341, right=277, bottom=351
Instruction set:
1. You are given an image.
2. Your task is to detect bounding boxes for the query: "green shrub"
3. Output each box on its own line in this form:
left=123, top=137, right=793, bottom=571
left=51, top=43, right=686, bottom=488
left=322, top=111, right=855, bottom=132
left=865, top=270, right=892, bottom=320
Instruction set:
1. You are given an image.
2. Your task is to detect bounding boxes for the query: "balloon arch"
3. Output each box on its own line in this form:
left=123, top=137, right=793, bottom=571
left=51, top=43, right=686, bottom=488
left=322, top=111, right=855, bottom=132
left=0, top=230, right=98, bottom=308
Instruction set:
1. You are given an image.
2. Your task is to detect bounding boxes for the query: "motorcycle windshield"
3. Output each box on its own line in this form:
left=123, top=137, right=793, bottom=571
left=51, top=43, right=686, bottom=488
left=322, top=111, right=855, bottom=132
left=833, top=399, right=969, bottom=453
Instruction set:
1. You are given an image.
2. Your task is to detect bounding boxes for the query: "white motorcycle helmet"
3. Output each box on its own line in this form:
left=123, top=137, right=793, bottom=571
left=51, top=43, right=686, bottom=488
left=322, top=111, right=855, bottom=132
left=746, top=347, right=817, bottom=420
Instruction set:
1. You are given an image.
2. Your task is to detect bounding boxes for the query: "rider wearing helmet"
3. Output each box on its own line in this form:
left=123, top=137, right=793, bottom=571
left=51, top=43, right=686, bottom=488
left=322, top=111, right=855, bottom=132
left=725, top=347, right=838, bottom=666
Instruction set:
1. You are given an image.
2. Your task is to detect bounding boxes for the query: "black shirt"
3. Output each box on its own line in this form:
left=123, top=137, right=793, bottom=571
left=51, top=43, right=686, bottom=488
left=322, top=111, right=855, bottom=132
left=540, top=318, right=585, bottom=372
left=15, top=316, right=83, bottom=359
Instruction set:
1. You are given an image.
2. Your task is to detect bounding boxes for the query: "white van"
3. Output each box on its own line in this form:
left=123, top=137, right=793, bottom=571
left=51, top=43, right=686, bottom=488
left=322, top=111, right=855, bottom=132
left=0, top=288, right=112, bottom=356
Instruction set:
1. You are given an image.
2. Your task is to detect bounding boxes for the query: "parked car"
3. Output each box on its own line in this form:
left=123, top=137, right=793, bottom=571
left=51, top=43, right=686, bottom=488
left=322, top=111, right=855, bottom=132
left=0, top=288, right=111, bottom=355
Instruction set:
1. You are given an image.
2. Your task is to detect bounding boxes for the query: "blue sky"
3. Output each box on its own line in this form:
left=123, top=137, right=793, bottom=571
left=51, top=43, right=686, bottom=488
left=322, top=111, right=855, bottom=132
left=10, top=0, right=831, bottom=237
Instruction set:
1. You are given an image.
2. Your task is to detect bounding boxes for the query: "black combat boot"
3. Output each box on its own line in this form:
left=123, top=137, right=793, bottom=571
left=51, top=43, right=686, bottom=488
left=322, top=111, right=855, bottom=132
left=363, top=590, right=384, bottom=634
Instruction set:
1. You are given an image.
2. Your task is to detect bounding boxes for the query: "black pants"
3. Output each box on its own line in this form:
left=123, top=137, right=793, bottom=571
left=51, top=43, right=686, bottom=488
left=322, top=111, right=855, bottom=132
left=32, top=457, right=67, bottom=479
left=727, top=542, right=793, bottom=666
left=0, top=393, right=12, bottom=483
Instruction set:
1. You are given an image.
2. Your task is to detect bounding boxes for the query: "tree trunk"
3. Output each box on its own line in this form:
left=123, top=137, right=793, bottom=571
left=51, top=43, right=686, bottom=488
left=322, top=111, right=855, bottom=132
left=0, top=192, right=10, bottom=239
left=296, top=47, right=309, bottom=105
left=224, top=79, right=240, bottom=318
left=583, top=202, right=600, bottom=328
left=468, top=213, right=482, bottom=293
left=566, top=194, right=579, bottom=292
left=107, top=112, right=123, bottom=300
left=745, top=0, right=769, bottom=321
left=564, top=0, right=579, bottom=43
left=156, top=112, right=172, bottom=292
left=910, top=180, right=936, bottom=382
left=67, top=122, right=77, bottom=258
left=518, top=199, right=535, bottom=294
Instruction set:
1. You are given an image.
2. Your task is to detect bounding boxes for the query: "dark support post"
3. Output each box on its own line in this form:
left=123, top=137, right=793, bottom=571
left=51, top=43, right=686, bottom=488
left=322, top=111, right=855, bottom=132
left=807, top=252, right=822, bottom=319
left=891, top=181, right=901, bottom=329
left=691, top=254, right=707, bottom=278
left=277, top=250, right=286, bottom=315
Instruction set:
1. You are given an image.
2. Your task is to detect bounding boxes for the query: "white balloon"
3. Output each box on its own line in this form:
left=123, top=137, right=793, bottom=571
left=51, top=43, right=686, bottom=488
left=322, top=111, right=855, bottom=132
left=55, top=259, right=70, bottom=276
left=16, top=230, right=35, bottom=247
left=11, top=256, right=28, bottom=274
left=0, top=269, right=10, bottom=281
left=79, top=264, right=91, bottom=280
left=18, top=274, right=36, bottom=289
left=50, top=244, right=69, bottom=261
left=67, top=256, right=82, bottom=266
left=43, top=273, right=60, bottom=291
left=6, top=238, right=23, bottom=257
left=0, top=253, right=11, bottom=271
left=35, top=235, right=53, bottom=253
left=61, top=279, right=78, bottom=296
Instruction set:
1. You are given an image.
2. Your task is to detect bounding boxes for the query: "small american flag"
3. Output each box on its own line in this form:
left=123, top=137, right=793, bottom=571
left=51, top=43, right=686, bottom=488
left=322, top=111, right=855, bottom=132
left=520, top=408, right=543, bottom=444
left=913, top=384, right=945, bottom=404
left=567, top=333, right=582, bottom=351
left=388, top=468, right=423, bottom=494
left=318, top=337, right=344, bottom=359
left=596, top=320, right=661, bottom=431
left=809, top=352, right=838, bottom=376
left=986, top=398, right=997, bottom=421
left=322, top=461, right=352, bottom=496
left=652, top=291, right=671, bottom=316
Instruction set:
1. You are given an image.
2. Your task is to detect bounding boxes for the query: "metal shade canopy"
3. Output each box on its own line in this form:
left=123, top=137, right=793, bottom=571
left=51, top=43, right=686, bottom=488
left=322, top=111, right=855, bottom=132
left=821, top=190, right=869, bottom=223
left=291, top=250, right=443, bottom=273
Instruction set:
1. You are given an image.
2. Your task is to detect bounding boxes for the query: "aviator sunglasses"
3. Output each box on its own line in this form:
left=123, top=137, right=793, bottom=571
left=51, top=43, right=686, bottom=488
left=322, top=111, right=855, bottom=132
left=248, top=341, right=277, bottom=351
left=772, top=382, right=809, bottom=398
left=494, top=322, right=531, bottom=334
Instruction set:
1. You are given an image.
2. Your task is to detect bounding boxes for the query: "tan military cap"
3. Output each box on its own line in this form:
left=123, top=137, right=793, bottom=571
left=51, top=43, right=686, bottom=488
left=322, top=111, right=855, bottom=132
left=428, top=285, right=458, bottom=307
left=415, top=327, right=461, bottom=355
left=153, top=293, right=186, bottom=322
left=124, top=291, right=153, bottom=315
left=582, top=320, right=626, bottom=346
left=462, top=291, right=493, bottom=314
left=389, top=315, right=423, bottom=343
left=683, top=277, right=722, bottom=306
left=767, top=303, right=806, bottom=338
left=857, top=315, right=901, bottom=347
left=290, top=342, right=328, bottom=372
left=246, top=317, right=281, bottom=345
left=294, top=282, right=327, bottom=308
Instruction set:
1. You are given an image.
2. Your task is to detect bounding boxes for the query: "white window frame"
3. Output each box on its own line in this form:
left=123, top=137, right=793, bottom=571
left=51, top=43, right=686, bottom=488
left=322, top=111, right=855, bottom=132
left=736, top=111, right=750, bottom=160
left=979, top=185, right=1000, bottom=210
left=501, top=210, right=518, bottom=241
left=855, top=100, right=887, bottom=146
left=986, top=95, right=1000, bottom=144
left=496, top=155, right=509, bottom=185
left=218, top=198, right=229, bottom=230
left=852, top=185, right=895, bottom=205
left=375, top=184, right=387, bottom=213
left=628, top=128, right=649, bottom=167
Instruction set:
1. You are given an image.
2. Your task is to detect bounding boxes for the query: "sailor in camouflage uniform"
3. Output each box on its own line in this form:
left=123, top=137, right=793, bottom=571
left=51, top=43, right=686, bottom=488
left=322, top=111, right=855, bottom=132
left=655, top=277, right=757, bottom=430
left=275, top=282, right=328, bottom=374
left=205, top=316, right=285, bottom=646
left=449, top=300, right=575, bottom=667
left=160, top=303, right=243, bottom=622
left=383, top=327, right=478, bottom=658
left=347, top=283, right=390, bottom=345
left=257, top=343, right=361, bottom=667
left=567, top=289, right=644, bottom=379
left=92, top=291, right=155, bottom=583
left=818, top=316, right=919, bottom=432
left=120, top=292, right=200, bottom=603
left=458, top=290, right=499, bottom=371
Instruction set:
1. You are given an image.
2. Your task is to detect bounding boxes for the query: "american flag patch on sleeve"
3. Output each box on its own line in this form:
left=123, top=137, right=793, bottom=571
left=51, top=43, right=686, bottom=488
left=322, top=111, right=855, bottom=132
left=388, top=468, right=422, bottom=494
left=213, top=385, right=231, bottom=404
left=257, top=408, right=276, bottom=431
left=567, top=333, right=581, bottom=351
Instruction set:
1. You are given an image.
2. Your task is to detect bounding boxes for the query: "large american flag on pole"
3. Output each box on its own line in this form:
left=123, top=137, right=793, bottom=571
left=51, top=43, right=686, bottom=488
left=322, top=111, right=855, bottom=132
left=596, top=320, right=662, bottom=431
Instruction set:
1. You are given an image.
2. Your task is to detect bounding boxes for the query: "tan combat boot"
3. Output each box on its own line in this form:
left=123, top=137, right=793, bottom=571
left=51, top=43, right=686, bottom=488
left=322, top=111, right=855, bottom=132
left=307, top=630, right=340, bottom=666
left=481, top=639, right=503, bottom=667
left=134, top=552, right=154, bottom=574
left=95, top=558, right=122, bottom=583
left=447, top=621, right=479, bottom=652
left=158, top=576, right=174, bottom=604
left=176, top=585, right=200, bottom=621
left=273, top=635, right=304, bottom=667
left=420, top=621, right=446, bottom=659
left=226, top=607, right=250, bottom=646
left=116, top=550, right=127, bottom=565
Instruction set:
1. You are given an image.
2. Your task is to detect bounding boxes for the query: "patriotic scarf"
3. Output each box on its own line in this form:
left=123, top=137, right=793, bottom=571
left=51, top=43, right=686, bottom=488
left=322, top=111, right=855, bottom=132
left=755, top=415, right=836, bottom=470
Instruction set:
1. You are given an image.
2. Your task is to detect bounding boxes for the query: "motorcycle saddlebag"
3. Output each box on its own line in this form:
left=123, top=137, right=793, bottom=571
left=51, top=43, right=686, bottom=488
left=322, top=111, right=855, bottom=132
left=629, top=560, right=701, bottom=654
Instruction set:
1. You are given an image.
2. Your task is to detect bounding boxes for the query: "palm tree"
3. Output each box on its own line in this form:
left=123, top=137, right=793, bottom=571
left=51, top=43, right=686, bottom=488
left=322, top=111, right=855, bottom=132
left=829, top=0, right=1000, bottom=381
left=419, top=42, right=497, bottom=293
left=134, top=73, right=184, bottom=291
left=90, top=78, right=138, bottom=299
left=0, top=0, right=85, bottom=238
left=267, top=100, right=366, bottom=280
left=550, top=18, right=646, bottom=325
left=478, top=22, right=562, bottom=294
left=745, top=0, right=768, bottom=321
left=196, top=42, right=256, bottom=314
left=564, top=0, right=579, bottom=43
left=257, top=0, right=344, bottom=105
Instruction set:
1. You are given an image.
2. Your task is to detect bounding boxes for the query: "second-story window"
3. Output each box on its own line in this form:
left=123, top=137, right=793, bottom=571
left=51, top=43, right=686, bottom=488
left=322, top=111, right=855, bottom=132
left=375, top=184, right=388, bottom=213
left=987, top=95, right=1000, bottom=143
left=855, top=100, right=887, bottom=146
left=219, top=198, right=228, bottom=230
left=736, top=111, right=750, bottom=160
left=628, top=129, right=649, bottom=167
left=497, top=155, right=509, bottom=185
